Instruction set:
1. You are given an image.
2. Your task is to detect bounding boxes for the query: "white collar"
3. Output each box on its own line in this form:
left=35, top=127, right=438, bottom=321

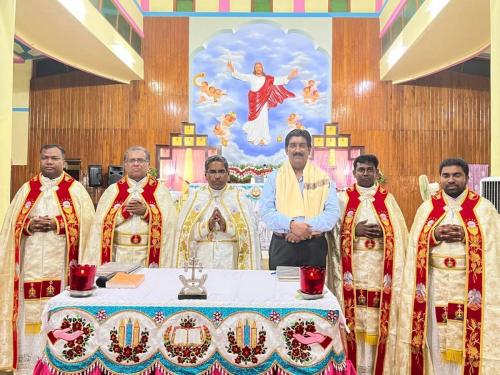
left=40, top=173, right=63, bottom=191
left=128, top=175, right=147, bottom=186
left=208, top=185, right=228, bottom=198
left=356, top=183, right=377, bottom=195
left=443, top=189, right=467, bottom=213
left=127, top=175, right=147, bottom=195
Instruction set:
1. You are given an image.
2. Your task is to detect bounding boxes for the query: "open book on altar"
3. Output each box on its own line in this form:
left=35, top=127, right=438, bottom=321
left=96, top=262, right=142, bottom=277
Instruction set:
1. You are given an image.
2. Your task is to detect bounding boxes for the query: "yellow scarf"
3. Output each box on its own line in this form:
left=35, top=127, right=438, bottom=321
left=276, top=160, right=330, bottom=219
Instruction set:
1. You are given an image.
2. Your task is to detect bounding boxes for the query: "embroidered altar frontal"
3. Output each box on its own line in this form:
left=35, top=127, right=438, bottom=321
left=39, top=270, right=346, bottom=374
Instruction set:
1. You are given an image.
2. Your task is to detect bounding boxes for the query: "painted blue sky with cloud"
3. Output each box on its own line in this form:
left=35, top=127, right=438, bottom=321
left=190, top=21, right=331, bottom=165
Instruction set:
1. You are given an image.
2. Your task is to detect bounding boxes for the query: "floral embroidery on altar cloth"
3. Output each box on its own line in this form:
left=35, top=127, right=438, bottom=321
left=58, top=316, right=94, bottom=361
left=42, top=306, right=346, bottom=374
left=108, top=320, right=150, bottom=363
left=226, top=319, right=268, bottom=365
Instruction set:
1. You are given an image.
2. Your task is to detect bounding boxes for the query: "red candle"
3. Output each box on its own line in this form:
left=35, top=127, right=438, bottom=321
left=300, top=266, right=326, bottom=295
left=69, top=264, right=96, bottom=291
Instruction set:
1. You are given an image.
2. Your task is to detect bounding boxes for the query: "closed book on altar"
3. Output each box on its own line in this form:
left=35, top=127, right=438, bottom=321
left=96, top=262, right=142, bottom=277
left=106, top=272, right=145, bottom=288
left=276, top=266, right=300, bottom=281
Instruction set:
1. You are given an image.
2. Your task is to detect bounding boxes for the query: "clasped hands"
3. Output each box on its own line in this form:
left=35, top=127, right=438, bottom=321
left=286, top=219, right=384, bottom=244
left=433, top=224, right=465, bottom=243
left=286, top=221, right=314, bottom=243
left=355, top=220, right=383, bottom=239
left=125, top=198, right=147, bottom=216
left=208, top=208, right=226, bottom=232
left=28, top=216, right=56, bottom=233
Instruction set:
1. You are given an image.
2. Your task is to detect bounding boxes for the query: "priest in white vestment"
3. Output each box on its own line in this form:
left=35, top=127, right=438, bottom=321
left=396, top=158, right=500, bottom=374
left=227, top=61, right=298, bottom=145
left=82, top=146, right=177, bottom=267
left=171, top=155, right=261, bottom=269
left=0, top=145, right=95, bottom=373
left=329, top=154, right=408, bottom=375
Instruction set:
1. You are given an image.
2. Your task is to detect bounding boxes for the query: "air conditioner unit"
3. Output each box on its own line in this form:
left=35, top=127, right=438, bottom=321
left=480, top=177, right=500, bottom=214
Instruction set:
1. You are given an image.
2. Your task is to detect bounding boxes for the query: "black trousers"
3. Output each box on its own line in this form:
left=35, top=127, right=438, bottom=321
left=268, top=234, right=327, bottom=270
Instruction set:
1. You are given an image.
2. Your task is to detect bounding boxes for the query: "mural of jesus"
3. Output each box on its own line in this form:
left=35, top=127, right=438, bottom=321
left=227, top=61, right=298, bottom=146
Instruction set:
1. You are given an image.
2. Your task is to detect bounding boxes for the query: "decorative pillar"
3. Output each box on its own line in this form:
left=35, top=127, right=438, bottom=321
left=491, top=0, right=500, bottom=175
left=0, top=0, right=16, bottom=224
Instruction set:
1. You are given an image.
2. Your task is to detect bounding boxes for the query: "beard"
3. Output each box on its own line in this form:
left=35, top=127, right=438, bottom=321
left=444, top=185, right=465, bottom=198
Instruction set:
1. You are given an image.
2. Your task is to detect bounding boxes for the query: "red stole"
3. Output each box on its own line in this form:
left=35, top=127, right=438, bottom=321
left=409, top=190, right=484, bottom=375
left=100, top=176, right=163, bottom=267
left=340, top=185, right=396, bottom=374
left=248, top=75, right=295, bottom=121
left=11, top=173, right=79, bottom=368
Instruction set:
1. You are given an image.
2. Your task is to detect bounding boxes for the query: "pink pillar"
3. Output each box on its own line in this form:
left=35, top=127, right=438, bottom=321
left=294, top=0, right=305, bottom=12
left=376, top=0, right=384, bottom=12
left=140, top=0, right=149, bottom=12
left=219, top=0, right=230, bottom=11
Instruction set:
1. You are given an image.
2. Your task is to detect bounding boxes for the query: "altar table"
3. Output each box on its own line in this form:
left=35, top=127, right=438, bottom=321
left=36, top=269, right=348, bottom=374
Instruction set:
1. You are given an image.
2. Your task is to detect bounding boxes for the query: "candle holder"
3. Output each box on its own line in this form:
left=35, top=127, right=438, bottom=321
left=68, top=264, right=97, bottom=297
left=178, top=241, right=207, bottom=299
left=299, top=266, right=326, bottom=300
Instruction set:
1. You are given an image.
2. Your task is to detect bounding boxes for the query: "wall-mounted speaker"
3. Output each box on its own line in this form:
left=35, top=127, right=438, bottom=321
left=108, top=165, right=124, bottom=185
left=88, top=165, right=102, bottom=187
left=64, top=159, right=81, bottom=181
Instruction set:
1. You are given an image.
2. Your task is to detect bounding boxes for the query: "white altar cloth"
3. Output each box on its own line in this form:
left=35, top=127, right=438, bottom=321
left=43, top=269, right=342, bottom=312
left=38, top=269, right=347, bottom=375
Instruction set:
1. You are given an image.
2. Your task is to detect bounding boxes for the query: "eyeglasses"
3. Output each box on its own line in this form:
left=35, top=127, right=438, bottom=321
left=126, top=158, right=148, bottom=164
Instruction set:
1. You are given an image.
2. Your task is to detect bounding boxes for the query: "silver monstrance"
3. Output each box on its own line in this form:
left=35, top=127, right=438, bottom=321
left=178, top=241, right=207, bottom=299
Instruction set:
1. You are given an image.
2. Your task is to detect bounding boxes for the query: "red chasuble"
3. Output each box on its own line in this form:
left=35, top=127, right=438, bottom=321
left=247, top=75, right=295, bottom=121
left=340, top=185, right=396, bottom=374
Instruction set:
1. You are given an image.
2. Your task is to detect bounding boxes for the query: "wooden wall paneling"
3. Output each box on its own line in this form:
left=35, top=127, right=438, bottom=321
left=332, top=18, right=490, bottom=224
left=141, top=17, right=189, bottom=140
left=12, top=18, right=190, bottom=200
left=13, top=16, right=489, bottom=227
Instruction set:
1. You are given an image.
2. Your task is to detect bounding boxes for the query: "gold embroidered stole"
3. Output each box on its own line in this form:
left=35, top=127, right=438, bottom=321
left=11, top=173, right=79, bottom=368
left=340, top=185, right=396, bottom=374
left=176, top=186, right=253, bottom=269
left=142, top=177, right=163, bottom=266
left=409, top=190, right=484, bottom=375
left=56, top=173, right=81, bottom=275
left=100, top=175, right=163, bottom=266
